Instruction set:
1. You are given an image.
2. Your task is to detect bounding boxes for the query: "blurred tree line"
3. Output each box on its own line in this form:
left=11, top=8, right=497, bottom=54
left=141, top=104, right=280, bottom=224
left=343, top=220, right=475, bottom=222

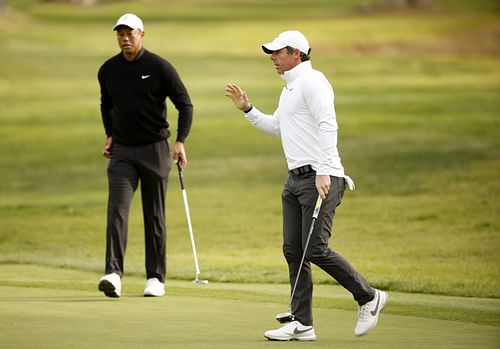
left=0, top=0, right=97, bottom=7
left=0, top=0, right=434, bottom=12
left=1, top=0, right=433, bottom=8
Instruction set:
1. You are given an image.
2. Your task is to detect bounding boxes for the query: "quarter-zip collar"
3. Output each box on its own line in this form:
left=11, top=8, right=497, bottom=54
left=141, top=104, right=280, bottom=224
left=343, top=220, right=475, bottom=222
left=282, top=61, right=312, bottom=83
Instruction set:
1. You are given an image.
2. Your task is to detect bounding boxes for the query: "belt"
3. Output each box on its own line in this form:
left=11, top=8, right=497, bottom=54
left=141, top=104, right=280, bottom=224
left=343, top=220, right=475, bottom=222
left=289, top=165, right=315, bottom=176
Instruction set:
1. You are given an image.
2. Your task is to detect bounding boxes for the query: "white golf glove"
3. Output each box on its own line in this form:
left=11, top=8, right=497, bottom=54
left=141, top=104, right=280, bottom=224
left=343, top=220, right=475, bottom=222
left=344, top=175, right=355, bottom=191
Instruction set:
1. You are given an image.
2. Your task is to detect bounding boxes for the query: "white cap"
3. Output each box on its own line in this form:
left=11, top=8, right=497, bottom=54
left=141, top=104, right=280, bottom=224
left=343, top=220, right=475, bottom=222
left=112, top=13, right=144, bottom=31
left=262, top=30, right=310, bottom=55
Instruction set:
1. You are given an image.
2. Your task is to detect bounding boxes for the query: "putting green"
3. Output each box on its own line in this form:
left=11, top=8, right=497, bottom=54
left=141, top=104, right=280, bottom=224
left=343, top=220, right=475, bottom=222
left=0, top=267, right=498, bottom=349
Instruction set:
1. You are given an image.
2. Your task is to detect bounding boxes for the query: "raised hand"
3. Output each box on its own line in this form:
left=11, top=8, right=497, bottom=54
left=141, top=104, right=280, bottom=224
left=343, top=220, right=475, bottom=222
left=225, top=83, right=252, bottom=112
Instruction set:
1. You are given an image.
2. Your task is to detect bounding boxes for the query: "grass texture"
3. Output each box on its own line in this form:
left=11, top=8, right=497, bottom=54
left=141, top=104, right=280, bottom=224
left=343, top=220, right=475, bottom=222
left=0, top=265, right=499, bottom=348
left=0, top=0, right=499, bottom=302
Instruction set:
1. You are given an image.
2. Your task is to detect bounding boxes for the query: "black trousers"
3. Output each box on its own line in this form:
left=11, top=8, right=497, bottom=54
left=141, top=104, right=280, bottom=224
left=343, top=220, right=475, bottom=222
left=105, top=140, right=171, bottom=283
left=282, top=172, right=374, bottom=326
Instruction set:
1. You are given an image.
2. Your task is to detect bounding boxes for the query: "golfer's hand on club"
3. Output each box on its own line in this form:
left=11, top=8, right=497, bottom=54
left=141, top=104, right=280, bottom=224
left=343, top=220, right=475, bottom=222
left=173, top=141, right=188, bottom=169
left=225, top=83, right=252, bottom=112
left=102, top=137, right=113, bottom=159
left=316, top=175, right=330, bottom=200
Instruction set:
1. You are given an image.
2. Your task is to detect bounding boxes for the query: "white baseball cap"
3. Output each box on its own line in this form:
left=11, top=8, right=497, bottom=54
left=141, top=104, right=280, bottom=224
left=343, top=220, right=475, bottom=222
left=112, top=13, right=144, bottom=31
left=262, top=30, right=310, bottom=55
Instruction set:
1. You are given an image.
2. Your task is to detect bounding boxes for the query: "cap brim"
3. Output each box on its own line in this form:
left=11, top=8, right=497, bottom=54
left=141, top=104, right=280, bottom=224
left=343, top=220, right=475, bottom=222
left=113, top=24, right=129, bottom=30
left=262, top=42, right=286, bottom=54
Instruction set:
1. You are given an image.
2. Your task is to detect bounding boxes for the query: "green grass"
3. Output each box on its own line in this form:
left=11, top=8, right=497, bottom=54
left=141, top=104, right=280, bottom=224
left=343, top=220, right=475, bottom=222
left=0, top=1, right=499, bottom=347
left=1, top=265, right=499, bottom=348
left=1, top=0, right=499, bottom=306
left=5, top=286, right=498, bottom=349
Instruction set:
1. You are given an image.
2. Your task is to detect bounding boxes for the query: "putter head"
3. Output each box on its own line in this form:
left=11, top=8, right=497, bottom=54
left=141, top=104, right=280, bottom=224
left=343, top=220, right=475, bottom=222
left=276, top=312, right=294, bottom=323
left=193, top=279, right=208, bottom=284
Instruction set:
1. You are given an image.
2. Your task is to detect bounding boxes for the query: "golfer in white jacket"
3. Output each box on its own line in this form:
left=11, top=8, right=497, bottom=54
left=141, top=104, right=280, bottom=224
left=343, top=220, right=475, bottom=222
left=225, top=30, right=387, bottom=341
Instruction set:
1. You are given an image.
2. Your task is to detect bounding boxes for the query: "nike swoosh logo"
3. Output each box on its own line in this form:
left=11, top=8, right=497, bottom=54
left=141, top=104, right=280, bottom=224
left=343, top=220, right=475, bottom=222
left=293, top=327, right=312, bottom=334
left=141, top=75, right=151, bottom=79
left=370, top=291, right=381, bottom=316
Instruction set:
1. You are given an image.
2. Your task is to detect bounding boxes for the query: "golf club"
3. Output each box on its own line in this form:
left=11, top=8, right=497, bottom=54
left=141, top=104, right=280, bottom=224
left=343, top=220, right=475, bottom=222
left=177, top=162, right=208, bottom=284
left=276, top=195, right=323, bottom=323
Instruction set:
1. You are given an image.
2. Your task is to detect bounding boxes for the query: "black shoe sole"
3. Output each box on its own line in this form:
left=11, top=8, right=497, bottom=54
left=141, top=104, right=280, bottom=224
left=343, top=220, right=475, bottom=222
left=98, top=279, right=120, bottom=298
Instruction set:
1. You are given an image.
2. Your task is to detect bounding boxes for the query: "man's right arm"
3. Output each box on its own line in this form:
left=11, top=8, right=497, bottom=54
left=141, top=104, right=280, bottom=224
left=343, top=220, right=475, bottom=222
left=98, top=66, right=113, bottom=158
left=98, top=67, right=113, bottom=137
left=224, top=83, right=279, bottom=136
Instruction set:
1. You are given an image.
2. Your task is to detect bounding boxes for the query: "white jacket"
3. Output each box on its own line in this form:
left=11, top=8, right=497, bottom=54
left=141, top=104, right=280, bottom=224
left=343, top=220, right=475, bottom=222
left=245, top=61, right=346, bottom=179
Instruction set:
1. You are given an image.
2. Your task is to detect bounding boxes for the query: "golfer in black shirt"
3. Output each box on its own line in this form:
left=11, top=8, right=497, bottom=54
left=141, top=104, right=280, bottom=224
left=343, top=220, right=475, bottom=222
left=97, top=13, right=193, bottom=298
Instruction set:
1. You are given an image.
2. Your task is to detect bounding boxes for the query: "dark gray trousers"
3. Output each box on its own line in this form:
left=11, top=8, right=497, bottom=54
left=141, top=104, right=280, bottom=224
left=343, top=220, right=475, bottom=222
left=282, top=172, right=374, bottom=326
left=105, top=140, right=171, bottom=283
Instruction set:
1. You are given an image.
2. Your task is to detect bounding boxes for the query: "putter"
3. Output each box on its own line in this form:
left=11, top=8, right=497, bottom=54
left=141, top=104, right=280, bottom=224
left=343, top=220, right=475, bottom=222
left=276, top=195, right=323, bottom=323
left=177, top=162, right=208, bottom=284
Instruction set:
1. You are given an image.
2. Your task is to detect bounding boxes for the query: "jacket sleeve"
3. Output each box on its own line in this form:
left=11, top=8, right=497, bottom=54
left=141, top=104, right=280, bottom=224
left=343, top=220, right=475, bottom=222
left=98, top=66, right=113, bottom=137
left=303, top=75, right=339, bottom=176
left=162, top=61, right=193, bottom=143
left=244, top=106, right=280, bottom=137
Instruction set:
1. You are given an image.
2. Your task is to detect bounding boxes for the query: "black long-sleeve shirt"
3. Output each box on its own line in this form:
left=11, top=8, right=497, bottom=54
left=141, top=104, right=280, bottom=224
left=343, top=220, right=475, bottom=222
left=98, top=49, right=193, bottom=145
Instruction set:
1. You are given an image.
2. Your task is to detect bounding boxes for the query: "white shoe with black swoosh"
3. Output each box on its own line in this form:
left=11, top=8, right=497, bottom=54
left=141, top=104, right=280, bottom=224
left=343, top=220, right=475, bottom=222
left=355, top=289, right=388, bottom=337
left=144, top=278, right=165, bottom=297
left=264, top=320, right=316, bottom=341
left=98, top=273, right=121, bottom=298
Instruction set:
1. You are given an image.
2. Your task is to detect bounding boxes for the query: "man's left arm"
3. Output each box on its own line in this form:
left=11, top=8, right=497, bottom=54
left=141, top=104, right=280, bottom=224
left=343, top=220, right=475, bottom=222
left=163, top=62, right=194, bottom=168
left=304, top=77, right=338, bottom=198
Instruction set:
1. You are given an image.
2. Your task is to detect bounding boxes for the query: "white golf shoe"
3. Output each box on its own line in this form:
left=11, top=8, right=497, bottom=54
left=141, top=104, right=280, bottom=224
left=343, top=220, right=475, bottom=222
left=98, top=273, right=121, bottom=298
left=264, top=320, right=317, bottom=341
left=355, top=289, right=388, bottom=336
left=144, top=278, right=165, bottom=297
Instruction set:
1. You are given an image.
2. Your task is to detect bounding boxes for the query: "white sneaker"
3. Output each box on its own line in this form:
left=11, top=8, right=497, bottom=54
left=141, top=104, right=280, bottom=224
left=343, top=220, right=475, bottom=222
left=144, top=278, right=165, bottom=297
left=355, top=289, right=388, bottom=336
left=264, top=320, right=317, bottom=341
left=98, top=273, right=121, bottom=298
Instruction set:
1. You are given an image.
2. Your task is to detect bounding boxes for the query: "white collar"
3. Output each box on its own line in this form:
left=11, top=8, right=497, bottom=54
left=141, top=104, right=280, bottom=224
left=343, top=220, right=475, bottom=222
left=282, top=61, right=312, bottom=83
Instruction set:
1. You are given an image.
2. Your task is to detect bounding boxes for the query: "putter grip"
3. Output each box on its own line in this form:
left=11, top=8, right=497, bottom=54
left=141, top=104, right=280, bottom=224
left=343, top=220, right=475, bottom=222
left=312, top=196, right=322, bottom=219
left=177, top=162, right=185, bottom=190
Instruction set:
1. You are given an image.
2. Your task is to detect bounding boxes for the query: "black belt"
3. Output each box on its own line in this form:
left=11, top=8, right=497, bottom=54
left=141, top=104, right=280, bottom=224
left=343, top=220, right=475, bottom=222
left=289, top=165, right=315, bottom=176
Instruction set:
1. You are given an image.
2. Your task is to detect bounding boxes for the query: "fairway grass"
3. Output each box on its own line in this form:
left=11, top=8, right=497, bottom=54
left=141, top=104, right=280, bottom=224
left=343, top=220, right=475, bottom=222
left=0, top=265, right=499, bottom=349
left=1, top=0, right=499, bottom=311
left=1, top=4, right=498, bottom=349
